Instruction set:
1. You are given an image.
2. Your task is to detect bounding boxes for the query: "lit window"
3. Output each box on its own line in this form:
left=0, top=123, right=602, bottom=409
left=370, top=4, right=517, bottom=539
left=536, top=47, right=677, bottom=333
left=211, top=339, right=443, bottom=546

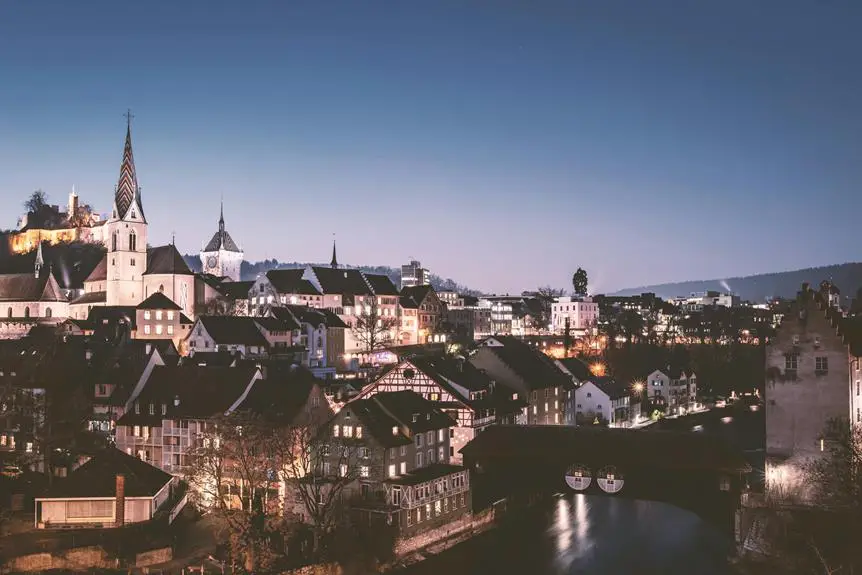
left=155, top=324, right=163, bottom=335
left=167, top=311, right=174, bottom=320
left=355, top=426, right=363, bottom=438
left=343, top=425, right=353, bottom=438
left=155, top=310, right=163, bottom=320
left=339, top=464, right=347, bottom=477
left=388, top=464, right=396, bottom=477
left=144, top=325, right=151, bottom=335
left=400, top=461, right=406, bottom=474
left=167, top=325, right=174, bottom=335
left=333, top=425, right=340, bottom=437
left=360, top=465, right=369, bottom=478
left=392, top=426, right=398, bottom=435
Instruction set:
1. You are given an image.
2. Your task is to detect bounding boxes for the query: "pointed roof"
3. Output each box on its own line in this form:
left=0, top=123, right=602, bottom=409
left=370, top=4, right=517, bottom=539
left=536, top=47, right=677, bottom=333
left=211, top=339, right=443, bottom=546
left=35, top=242, right=44, bottom=275
left=113, top=116, right=145, bottom=222
left=331, top=239, right=338, bottom=269
left=0, top=272, right=67, bottom=303
left=203, top=201, right=241, bottom=253
left=144, top=245, right=194, bottom=276
left=137, top=292, right=182, bottom=310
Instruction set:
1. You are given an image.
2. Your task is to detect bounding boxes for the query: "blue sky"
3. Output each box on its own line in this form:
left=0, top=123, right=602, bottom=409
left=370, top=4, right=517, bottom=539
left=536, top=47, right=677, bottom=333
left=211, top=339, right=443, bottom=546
left=1, top=1, right=860, bottom=295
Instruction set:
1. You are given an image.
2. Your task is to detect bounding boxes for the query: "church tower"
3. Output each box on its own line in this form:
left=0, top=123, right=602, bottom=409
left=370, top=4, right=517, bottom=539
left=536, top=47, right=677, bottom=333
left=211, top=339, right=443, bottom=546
left=200, top=201, right=243, bottom=281
left=105, top=112, right=148, bottom=306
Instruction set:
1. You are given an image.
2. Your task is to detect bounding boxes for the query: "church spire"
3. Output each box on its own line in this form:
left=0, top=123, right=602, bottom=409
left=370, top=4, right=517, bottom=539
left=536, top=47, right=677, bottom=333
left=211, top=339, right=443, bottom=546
left=330, top=236, right=338, bottom=269
left=34, top=241, right=44, bottom=278
left=219, top=199, right=225, bottom=234
left=113, top=110, right=143, bottom=221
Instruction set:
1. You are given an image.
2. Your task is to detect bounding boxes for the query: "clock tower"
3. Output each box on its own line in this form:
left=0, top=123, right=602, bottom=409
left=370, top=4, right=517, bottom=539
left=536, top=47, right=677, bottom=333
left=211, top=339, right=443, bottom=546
left=200, top=201, right=243, bottom=281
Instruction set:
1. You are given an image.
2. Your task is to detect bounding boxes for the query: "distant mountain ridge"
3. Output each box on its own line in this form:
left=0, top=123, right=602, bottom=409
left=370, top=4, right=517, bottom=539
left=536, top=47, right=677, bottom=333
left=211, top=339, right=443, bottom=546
left=611, top=262, right=862, bottom=302
left=182, top=255, right=482, bottom=296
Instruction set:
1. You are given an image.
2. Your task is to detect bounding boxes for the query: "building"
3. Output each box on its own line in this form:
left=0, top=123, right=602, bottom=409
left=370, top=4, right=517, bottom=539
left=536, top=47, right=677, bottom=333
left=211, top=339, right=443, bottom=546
left=35, top=449, right=177, bottom=529
left=199, top=202, right=244, bottom=282
left=551, top=296, right=598, bottom=334
left=0, top=243, right=69, bottom=339
left=400, top=260, right=429, bottom=290
left=574, top=377, right=637, bottom=427
left=67, top=120, right=217, bottom=321
left=471, top=336, right=575, bottom=426
left=354, top=356, right=524, bottom=464
left=135, top=292, right=187, bottom=347
left=645, top=368, right=697, bottom=414
left=765, top=282, right=862, bottom=499
left=186, top=316, right=274, bottom=358
left=445, top=306, right=493, bottom=344
left=672, top=291, right=741, bottom=312
left=324, top=390, right=471, bottom=536
left=399, top=285, right=448, bottom=346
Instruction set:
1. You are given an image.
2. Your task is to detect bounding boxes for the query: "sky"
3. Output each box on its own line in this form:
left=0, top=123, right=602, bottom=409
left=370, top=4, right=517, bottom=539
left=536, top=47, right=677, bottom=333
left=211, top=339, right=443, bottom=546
left=1, top=1, right=860, bottom=295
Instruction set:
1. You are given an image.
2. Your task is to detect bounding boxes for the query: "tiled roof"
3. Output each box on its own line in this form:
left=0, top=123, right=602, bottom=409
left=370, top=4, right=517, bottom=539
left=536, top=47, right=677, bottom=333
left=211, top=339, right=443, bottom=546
left=88, top=306, right=138, bottom=330
left=85, top=255, right=108, bottom=282
left=477, top=338, right=573, bottom=391
left=217, top=280, right=254, bottom=300
left=234, top=372, right=318, bottom=423
left=346, top=390, right=455, bottom=447
left=266, top=269, right=321, bottom=295
left=117, top=365, right=259, bottom=424
left=70, top=291, right=107, bottom=305
left=0, top=272, right=67, bottom=303
left=409, top=356, right=495, bottom=393
left=198, top=316, right=268, bottom=346
left=255, top=315, right=300, bottom=332
left=589, top=376, right=630, bottom=400
left=384, top=463, right=465, bottom=486
left=145, top=245, right=193, bottom=276
left=400, top=285, right=433, bottom=309
left=460, top=425, right=752, bottom=474
left=184, top=351, right=239, bottom=367
left=309, top=266, right=372, bottom=295
left=557, top=357, right=591, bottom=381
left=137, top=292, right=182, bottom=310
left=203, top=229, right=241, bottom=253
left=364, top=273, right=399, bottom=296
left=276, top=305, right=349, bottom=329
left=42, top=448, right=172, bottom=499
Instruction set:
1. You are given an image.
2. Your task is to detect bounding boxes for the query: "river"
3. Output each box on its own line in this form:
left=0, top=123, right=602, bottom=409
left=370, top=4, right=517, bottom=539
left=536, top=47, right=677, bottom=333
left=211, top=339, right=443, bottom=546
left=398, top=403, right=763, bottom=575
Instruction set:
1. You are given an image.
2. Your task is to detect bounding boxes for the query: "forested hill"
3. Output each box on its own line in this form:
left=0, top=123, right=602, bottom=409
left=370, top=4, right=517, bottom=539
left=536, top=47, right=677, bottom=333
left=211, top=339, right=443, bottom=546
left=612, top=262, right=862, bottom=302
left=182, top=256, right=482, bottom=296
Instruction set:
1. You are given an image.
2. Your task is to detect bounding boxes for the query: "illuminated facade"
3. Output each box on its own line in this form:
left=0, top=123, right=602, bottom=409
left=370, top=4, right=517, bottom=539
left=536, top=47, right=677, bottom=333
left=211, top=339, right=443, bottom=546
left=199, top=202, right=243, bottom=282
left=551, top=296, right=598, bottom=334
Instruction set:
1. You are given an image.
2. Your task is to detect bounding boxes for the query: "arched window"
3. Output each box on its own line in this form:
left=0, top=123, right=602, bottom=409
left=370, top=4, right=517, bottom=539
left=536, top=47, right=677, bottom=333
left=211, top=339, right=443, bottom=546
left=6, top=307, right=11, bottom=318
left=159, top=284, right=164, bottom=293
left=112, top=232, right=118, bottom=251
left=45, top=307, right=52, bottom=318
left=129, top=231, right=136, bottom=251
left=24, top=307, right=30, bottom=319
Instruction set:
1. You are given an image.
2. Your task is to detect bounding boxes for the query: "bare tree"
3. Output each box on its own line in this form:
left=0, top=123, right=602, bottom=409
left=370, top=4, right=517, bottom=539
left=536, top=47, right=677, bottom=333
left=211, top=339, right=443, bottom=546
left=351, top=301, right=398, bottom=352
left=24, top=190, right=48, bottom=214
left=203, top=296, right=240, bottom=317
left=534, top=285, right=565, bottom=333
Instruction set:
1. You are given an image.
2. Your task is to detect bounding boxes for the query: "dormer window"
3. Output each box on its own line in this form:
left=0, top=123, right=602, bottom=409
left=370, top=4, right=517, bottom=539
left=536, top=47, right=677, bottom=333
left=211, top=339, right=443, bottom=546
left=148, top=403, right=154, bottom=415
left=161, top=403, right=167, bottom=415
left=131, top=209, right=136, bottom=219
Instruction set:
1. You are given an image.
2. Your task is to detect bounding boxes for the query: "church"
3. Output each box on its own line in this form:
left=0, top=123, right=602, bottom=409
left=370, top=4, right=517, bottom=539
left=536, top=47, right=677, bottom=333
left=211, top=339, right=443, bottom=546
left=69, top=118, right=241, bottom=320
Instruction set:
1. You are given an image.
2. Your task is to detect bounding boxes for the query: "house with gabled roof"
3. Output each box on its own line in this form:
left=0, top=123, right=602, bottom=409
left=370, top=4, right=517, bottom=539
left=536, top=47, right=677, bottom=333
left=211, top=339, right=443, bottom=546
left=398, top=285, right=447, bottom=347
left=353, top=355, right=524, bottom=464
left=471, top=335, right=576, bottom=426
left=0, top=243, right=69, bottom=338
left=574, top=376, right=638, bottom=427
left=322, top=390, right=471, bottom=538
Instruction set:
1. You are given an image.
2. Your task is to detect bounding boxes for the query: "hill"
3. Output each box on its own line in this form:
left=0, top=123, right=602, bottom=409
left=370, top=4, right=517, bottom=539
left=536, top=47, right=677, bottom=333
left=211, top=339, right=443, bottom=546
left=181, top=255, right=482, bottom=296
left=611, top=262, right=862, bottom=302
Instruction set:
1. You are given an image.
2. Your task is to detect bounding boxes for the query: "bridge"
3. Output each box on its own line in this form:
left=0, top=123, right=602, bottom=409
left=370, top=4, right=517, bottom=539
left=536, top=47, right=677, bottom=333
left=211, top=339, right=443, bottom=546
left=460, top=425, right=752, bottom=534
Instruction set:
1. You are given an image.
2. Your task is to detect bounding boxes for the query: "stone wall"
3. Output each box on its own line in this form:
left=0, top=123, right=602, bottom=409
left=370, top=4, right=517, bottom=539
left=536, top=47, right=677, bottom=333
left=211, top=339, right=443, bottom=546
left=394, top=509, right=494, bottom=557
left=135, top=546, right=173, bottom=567
left=3, top=546, right=115, bottom=573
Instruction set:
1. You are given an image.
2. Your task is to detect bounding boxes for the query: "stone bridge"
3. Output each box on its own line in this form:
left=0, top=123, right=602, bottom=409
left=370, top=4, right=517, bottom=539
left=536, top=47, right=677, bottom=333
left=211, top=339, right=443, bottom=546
left=460, top=425, right=752, bottom=534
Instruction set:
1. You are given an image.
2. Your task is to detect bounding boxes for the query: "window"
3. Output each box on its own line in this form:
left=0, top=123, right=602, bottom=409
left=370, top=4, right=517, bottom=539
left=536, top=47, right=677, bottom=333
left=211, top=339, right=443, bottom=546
left=144, top=311, right=151, bottom=320
left=427, top=431, right=435, bottom=444
left=339, top=464, right=348, bottom=477
left=388, top=464, right=396, bottom=478
left=428, top=449, right=434, bottom=463
left=45, top=307, right=52, bottom=318
left=155, top=324, right=163, bottom=335
left=816, top=357, right=829, bottom=374
left=359, top=447, right=369, bottom=458
left=391, top=426, right=398, bottom=436
left=167, top=311, right=174, bottom=320
left=392, top=486, right=402, bottom=506
left=438, top=429, right=445, bottom=443
left=587, top=392, right=592, bottom=398
left=24, top=307, right=29, bottom=318
left=144, top=325, right=151, bottom=335
left=156, top=310, right=163, bottom=320
left=416, top=452, right=423, bottom=467
left=112, top=232, right=117, bottom=251
left=129, top=232, right=136, bottom=251
left=6, top=307, right=10, bottom=318
left=355, top=426, right=363, bottom=438
left=167, top=325, right=174, bottom=335
left=438, top=446, right=445, bottom=461
left=148, top=403, right=154, bottom=415
left=333, top=424, right=340, bottom=437
left=416, top=434, right=423, bottom=447
left=785, top=353, right=799, bottom=371
left=400, top=461, right=407, bottom=474
left=343, top=425, right=353, bottom=438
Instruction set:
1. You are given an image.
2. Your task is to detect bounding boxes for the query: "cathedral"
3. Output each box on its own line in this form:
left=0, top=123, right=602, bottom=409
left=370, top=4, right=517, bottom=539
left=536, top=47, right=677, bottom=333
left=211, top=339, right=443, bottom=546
left=69, top=118, right=201, bottom=320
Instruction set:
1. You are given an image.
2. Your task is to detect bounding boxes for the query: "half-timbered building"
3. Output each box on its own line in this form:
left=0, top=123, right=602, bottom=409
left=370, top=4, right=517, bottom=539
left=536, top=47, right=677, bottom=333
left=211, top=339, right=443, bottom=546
left=354, top=356, right=525, bottom=464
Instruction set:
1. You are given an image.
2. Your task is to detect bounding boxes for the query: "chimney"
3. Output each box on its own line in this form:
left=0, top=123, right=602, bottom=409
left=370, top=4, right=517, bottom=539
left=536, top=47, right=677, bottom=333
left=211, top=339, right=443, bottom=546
left=115, top=474, right=126, bottom=527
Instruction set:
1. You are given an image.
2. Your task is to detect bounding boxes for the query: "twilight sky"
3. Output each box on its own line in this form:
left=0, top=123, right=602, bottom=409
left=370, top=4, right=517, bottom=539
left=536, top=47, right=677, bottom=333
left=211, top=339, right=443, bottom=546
left=1, top=1, right=860, bottom=295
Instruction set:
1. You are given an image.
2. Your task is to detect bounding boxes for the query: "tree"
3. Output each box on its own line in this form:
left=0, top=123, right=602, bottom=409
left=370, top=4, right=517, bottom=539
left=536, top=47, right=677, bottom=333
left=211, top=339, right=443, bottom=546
left=534, top=285, right=565, bottom=333
left=572, top=268, right=589, bottom=298
left=204, top=297, right=240, bottom=317
left=24, top=190, right=47, bottom=214
left=351, top=301, right=398, bottom=352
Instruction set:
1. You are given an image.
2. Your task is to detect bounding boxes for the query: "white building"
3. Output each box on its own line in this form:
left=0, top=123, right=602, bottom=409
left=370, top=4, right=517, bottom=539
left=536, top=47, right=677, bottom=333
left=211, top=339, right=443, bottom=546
left=645, top=368, right=697, bottom=413
left=200, top=202, right=243, bottom=282
left=551, top=296, right=598, bottom=333
left=574, top=378, right=636, bottom=427
left=672, top=291, right=740, bottom=312
left=400, top=260, right=429, bottom=290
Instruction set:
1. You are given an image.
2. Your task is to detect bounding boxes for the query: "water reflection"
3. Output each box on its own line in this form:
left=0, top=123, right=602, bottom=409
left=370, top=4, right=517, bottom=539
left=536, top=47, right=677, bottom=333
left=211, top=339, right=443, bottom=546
left=399, top=494, right=732, bottom=575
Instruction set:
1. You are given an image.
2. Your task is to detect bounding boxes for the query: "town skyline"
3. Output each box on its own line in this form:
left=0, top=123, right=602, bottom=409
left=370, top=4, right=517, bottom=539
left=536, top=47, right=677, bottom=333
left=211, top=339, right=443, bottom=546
left=2, top=1, right=860, bottom=294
